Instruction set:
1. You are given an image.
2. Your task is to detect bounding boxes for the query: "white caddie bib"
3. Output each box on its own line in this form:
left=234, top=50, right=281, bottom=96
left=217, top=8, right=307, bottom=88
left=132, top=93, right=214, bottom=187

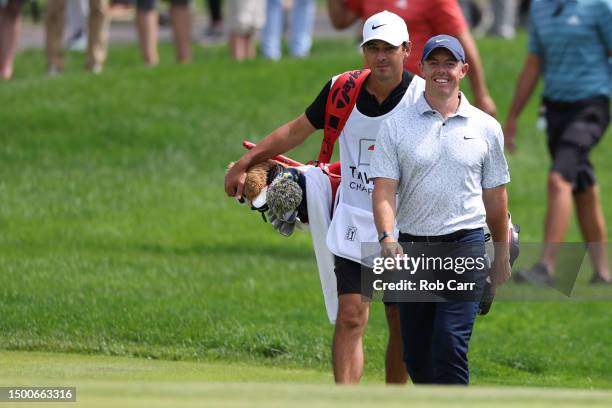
left=326, top=75, right=425, bottom=264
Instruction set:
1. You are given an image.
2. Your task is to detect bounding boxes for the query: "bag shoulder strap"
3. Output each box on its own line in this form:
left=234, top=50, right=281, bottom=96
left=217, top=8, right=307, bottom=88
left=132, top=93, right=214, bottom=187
left=318, top=69, right=370, bottom=163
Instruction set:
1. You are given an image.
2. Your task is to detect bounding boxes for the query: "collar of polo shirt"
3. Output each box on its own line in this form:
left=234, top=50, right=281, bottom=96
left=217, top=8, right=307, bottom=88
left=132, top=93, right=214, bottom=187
left=416, top=91, right=473, bottom=118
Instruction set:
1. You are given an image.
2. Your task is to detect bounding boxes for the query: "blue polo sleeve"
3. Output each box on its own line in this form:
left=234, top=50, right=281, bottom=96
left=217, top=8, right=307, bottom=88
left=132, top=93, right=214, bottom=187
left=527, top=8, right=542, bottom=56
left=482, top=124, right=510, bottom=189
left=370, top=119, right=401, bottom=181
left=597, top=0, right=612, bottom=52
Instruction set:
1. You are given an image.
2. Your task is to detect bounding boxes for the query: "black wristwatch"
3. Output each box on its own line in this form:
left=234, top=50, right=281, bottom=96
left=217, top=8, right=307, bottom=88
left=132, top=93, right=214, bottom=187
left=378, top=231, right=393, bottom=242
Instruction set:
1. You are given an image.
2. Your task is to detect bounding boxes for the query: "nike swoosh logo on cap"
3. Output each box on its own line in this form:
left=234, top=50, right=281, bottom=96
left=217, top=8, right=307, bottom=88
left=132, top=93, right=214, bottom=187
left=372, top=24, right=387, bottom=30
left=464, top=136, right=475, bottom=140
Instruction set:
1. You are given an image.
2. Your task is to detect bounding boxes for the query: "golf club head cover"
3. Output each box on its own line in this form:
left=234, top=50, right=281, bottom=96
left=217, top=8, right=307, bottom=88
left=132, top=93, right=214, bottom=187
left=266, top=168, right=305, bottom=221
left=268, top=212, right=297, bottom=237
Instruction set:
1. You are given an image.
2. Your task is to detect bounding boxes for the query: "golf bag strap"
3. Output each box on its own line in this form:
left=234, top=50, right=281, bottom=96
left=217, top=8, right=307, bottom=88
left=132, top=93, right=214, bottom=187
left=318, top=163, right=341, bottom=204
left=318, top=69, right=371, bottom=163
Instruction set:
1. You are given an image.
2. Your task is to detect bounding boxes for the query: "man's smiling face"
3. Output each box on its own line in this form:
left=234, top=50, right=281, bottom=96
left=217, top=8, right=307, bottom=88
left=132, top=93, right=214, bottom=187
left=420, top=48, right=469, bottom=98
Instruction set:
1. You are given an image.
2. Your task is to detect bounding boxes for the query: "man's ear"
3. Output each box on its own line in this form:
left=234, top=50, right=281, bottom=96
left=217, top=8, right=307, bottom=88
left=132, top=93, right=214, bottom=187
left=362, top=53, right=371, bottom=69
left=460, top=62, right=469, bottom=78
left=403, top=41, right=412, bottom=59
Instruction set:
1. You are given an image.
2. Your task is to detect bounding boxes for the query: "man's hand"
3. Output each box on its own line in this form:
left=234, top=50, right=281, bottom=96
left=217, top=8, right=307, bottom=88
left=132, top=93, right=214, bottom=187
left=482, top=185, right=510, bottom=288
left=504, top=53, right=541, bottom=154
left=224, top=161, right=248, bottom=199
left=373, top=177, right=400, bottom=262
left=474, top=94, right=497, bottom=118
left=223, top=114, right=316, bottom=199
left=380, top=238, right=403, bottom=259
left=490, top=256, right=511, bottom=288
left=504, top=116, right=518, bottom=153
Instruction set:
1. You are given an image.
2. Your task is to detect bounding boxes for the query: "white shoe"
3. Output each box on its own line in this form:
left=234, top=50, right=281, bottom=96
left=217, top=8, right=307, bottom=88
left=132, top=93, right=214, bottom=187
left=68, top=33, right=88, bottom=51
left=90, top=64, right=103, bottom=74
left=46, top=66, right=61, bottom=77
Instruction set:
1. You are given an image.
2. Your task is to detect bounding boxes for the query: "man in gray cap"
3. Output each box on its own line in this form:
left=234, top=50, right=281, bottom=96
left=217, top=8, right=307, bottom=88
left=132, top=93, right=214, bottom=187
left=371, top=34, right=511, bottom=384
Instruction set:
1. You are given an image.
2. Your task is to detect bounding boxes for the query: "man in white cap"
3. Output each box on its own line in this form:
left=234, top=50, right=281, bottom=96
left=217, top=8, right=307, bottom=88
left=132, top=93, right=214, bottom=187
left=225, top=11, right=424, bottom=383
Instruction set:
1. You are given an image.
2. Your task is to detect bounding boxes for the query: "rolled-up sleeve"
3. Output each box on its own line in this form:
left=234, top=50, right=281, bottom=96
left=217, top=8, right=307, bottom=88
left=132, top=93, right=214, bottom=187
left=597, top=0, right=612, bottom=51
left=527, top=9, right=542, bottom=56
left=482, top=125, right=511, bottom=188
left=370, top=118, right=401, bottom=180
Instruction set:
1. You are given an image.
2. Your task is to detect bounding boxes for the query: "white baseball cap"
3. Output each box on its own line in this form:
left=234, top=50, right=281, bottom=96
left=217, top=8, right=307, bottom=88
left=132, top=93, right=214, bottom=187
left=360, top=11, right=409, bottom=47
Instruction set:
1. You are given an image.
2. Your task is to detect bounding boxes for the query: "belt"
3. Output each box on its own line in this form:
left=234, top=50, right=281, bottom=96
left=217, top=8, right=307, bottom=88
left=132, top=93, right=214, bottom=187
left=398, top=228, right=482, bottom=243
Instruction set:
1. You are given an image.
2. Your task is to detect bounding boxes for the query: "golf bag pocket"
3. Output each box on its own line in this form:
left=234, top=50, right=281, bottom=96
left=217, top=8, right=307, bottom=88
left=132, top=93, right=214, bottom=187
left=326, top=202, right=379, bottom=265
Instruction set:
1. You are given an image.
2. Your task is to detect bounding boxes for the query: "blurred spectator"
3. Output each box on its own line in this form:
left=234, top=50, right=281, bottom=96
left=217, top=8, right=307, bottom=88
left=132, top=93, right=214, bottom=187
left=459, top=0, right=517, bottom=39
left=490, top=0, right=517, bottom=38
left=326, top=0, right=497, bottom=117
left=45, top=0, right=110, bottom=74
left=227, top=0, right=265, bottom=61
left=135, top=0, right=192, bottom=66
left=262, top=0, right=315, bottom=60
left=505, top=0, right=612, bottom=284
left=458, top=0, right=485, bottom=30
left=204, top=0, right=223, bottom=38
left=66, top=0, right=89, bottom=51
left=0, top=0, right=24, bottom=80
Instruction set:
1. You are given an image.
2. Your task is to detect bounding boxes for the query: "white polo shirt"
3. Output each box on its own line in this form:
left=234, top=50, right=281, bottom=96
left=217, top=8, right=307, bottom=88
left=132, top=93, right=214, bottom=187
left=370, top=91, right=510, bottom=236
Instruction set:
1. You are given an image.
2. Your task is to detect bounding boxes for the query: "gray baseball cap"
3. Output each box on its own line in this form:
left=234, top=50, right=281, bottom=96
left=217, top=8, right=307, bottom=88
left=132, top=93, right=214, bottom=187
left=421, top=34, right=466, bottom=63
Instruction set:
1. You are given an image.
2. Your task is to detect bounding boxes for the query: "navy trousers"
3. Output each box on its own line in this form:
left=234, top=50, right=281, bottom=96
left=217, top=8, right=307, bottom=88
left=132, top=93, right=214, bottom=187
left=398, top=228, right=486, bottom=385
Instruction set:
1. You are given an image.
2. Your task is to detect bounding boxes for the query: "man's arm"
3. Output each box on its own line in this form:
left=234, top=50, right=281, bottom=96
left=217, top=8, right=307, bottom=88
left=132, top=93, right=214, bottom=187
left=224, top=114, right=316, bottom=198
left=326, top=0, right=360, bottom=29
left=504, top=53, right=541, bottom=152
left=373, top=177, right=402, bottom=257
left=482, top=185, right=511, bottom=287
left=456, top=30, right=497, bottom=117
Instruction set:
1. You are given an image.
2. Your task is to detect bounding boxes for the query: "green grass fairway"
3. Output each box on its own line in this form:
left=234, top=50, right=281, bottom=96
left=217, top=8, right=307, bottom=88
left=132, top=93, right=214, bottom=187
left=2, top=351, right=611, bottom=407
left=1, top=351, right=332, bottom=384
left=1, top=36, right=611, bottom=389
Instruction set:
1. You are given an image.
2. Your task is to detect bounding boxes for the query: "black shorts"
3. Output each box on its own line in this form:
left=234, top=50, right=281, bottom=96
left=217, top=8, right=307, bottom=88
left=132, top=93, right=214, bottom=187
left=136, top=0, right=190, bottom=11
left=334, top=256, right=396, bottom=305
left=334, top=256, right=367, bottom=296
left=544, top=96, right=610, bottom=192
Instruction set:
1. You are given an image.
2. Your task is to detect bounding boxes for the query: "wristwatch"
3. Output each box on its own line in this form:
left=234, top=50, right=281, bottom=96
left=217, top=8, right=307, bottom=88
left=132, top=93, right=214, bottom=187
left=378, top=231, right=393, bottom=242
